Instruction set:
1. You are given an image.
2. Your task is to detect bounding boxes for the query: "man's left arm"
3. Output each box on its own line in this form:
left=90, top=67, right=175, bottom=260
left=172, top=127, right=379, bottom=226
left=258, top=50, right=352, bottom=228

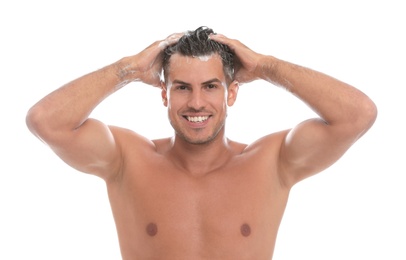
left=210, top=34, right=377, bottom=187
left=264, top=57, right=377, bottom=186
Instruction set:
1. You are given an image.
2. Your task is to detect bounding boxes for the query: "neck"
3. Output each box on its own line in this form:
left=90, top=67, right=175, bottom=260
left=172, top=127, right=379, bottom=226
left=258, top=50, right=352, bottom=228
left=168, top=132, right=232, bottom=177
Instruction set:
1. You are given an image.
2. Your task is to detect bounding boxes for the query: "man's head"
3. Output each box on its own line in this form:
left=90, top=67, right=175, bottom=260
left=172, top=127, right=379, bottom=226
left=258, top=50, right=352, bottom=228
left=160, top=27, right=239, bottom=145
left=162, top=26, right=235, bottom=84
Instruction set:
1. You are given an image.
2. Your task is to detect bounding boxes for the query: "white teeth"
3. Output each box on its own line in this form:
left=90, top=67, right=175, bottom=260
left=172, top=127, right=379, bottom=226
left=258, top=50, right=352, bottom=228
left=187, top=116, right=209, bottom=123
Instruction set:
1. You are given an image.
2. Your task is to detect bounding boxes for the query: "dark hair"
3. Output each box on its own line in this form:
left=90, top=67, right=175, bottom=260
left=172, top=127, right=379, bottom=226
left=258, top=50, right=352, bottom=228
left=162, top=26, right=234, bottom=82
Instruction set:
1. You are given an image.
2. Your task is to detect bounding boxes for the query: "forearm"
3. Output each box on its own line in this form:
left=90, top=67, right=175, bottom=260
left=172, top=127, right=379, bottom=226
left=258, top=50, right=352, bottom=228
left=26, top=57, right=134, bottom=139
left=259, top=56, right=377, bottom=130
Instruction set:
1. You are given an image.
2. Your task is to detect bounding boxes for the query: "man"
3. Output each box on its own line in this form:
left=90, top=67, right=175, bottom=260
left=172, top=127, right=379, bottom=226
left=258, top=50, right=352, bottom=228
left=26, top=26, right=377, bottom=259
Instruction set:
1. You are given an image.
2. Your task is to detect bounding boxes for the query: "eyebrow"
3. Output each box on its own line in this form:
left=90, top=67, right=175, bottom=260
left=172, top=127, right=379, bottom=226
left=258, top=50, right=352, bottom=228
left=172, top=78, right=222, bottom=86
left=172, top=79, right=190, bottom=86
left=202, top=78, right=222, bottom=85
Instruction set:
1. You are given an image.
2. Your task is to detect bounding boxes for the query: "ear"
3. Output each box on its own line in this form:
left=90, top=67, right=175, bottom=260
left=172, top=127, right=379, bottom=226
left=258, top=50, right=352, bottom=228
left=227, top=80, right=239, bottom=106
left=161, top=81, right=168, bottom=107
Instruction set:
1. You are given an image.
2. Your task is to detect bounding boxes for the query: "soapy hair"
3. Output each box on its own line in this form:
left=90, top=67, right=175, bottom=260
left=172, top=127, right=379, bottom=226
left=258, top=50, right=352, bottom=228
left=162, top=26, right=234, bottom=82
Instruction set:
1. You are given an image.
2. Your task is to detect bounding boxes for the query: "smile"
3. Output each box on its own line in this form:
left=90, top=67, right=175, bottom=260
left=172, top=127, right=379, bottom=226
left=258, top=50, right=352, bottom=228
left=185, top=116, right=210, bottom=123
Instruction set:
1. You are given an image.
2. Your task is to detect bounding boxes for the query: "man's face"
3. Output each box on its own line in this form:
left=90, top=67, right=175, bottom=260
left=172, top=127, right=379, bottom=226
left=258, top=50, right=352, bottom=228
left=161, top=53, right=238, bottom=145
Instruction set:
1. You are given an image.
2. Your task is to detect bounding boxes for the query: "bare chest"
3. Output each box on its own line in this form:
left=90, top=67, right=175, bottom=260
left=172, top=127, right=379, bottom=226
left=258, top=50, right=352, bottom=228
left=107, top=156, right=289, bottom=258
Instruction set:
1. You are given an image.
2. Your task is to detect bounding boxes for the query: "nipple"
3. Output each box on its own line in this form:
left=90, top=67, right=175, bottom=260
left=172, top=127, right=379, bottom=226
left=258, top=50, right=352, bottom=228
left=240, top=223, right=251, bottom=237
left=146, top=223, right=158, bottom=236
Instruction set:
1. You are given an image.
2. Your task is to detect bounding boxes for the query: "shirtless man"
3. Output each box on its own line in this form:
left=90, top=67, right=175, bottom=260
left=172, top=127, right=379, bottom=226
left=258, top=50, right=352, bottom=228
left=26, top=26, right=377, bottom=259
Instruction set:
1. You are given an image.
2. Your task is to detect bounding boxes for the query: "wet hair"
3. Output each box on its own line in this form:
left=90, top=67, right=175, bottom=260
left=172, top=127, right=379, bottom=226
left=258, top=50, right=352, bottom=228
left=162, top=26, right=234, bottom=83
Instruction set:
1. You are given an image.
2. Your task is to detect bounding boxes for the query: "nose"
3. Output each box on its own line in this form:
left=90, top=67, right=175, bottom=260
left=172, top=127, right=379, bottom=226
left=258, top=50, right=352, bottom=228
left=187, top=89, right=206, bottom=110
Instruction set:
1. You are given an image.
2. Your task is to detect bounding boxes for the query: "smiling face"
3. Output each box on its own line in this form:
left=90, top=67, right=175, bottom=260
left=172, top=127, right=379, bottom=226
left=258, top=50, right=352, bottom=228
left=162, top=53, right=238, bottom=145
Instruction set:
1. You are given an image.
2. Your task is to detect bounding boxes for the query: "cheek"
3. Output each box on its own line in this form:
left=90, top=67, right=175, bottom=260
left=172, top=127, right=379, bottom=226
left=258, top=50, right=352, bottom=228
left=214, top=98, right=228, bottom=113
left=210, top=92, right=228, bottom=109
left=167, top=96, right=182, bottom=113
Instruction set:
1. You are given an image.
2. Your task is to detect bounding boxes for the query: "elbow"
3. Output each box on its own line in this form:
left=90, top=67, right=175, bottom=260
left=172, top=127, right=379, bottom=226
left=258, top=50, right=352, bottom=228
left=26, top=104, right=52, bottom=141
left=354, top=96, right=378, bottom=138
left=26, top=105, right=42, bottom=137
left=362, top=97, right=378, bottom=128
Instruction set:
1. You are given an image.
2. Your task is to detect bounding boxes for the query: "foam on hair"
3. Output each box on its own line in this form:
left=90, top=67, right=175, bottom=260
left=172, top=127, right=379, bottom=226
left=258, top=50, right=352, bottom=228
left=162, top=26, right=234, bottom=82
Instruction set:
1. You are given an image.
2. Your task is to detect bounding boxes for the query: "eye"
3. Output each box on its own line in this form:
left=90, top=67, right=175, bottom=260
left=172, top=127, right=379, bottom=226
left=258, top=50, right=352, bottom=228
left=176, top=85, right=189, bottom=90
left=206, top=84, right=217, bottom=89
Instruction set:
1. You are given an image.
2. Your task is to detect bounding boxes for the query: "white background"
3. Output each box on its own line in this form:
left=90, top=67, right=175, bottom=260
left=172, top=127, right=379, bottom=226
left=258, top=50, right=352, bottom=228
left=1, top=0, right=405, bottom=259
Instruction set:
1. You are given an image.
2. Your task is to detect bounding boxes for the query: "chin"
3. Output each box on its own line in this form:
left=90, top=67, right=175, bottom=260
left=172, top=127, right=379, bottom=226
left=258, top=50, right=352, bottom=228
left=172, top=121, right=225, bottom=145
left=182, top=135, right=216, bottom=145
left=176, top=131, right=220, bottom=145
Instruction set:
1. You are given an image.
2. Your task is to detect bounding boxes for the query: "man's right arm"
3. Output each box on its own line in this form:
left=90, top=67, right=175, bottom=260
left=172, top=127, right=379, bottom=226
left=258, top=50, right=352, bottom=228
left=26, top=33, right=182, bottom=180
left=26, top=61, right=132, bottom=180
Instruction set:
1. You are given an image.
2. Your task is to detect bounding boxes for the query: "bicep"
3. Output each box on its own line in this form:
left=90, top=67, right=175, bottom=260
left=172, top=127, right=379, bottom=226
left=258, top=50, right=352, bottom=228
left=50, top=118, right=122, bottom=179
left=279, top=118, right=357, bottom=187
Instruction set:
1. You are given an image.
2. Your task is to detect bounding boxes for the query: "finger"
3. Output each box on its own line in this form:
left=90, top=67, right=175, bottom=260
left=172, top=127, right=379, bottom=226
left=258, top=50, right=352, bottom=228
left=209, top=33, right=238, bottom=52
left=158, top=32, right=184, bottom=49
left=208, top=33, right=233, bottom=44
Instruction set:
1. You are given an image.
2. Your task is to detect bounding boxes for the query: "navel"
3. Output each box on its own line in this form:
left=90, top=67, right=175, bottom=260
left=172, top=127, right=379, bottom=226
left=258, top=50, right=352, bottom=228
left=240, top=223, right=251, bottom=237
left=146, top=222, right=158, bottom=237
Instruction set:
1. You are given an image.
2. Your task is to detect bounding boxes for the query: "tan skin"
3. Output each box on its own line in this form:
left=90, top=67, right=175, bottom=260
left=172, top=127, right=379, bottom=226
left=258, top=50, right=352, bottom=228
left=26, top=32, right=377, bottom=259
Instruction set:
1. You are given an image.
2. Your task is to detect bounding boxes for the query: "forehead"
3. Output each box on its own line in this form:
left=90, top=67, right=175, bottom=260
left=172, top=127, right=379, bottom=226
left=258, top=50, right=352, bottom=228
left=166, top=53, right=226, bottom=83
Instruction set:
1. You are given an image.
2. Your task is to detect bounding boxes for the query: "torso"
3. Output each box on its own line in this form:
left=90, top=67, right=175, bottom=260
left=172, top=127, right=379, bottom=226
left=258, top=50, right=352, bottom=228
left=106, top=129, right=291, bottom=260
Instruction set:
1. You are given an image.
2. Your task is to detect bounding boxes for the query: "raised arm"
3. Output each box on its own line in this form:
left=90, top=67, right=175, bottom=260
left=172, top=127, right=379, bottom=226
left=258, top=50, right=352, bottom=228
left=26, top=33, right=182, bottom=180
left=210, top=33, right=377, bottom=187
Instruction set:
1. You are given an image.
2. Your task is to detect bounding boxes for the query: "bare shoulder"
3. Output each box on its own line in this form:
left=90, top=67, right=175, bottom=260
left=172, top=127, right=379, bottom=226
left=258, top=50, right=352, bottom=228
left=219, top=130, right=290, bottom=173
left=108, top=125, right=160, bottom=158
left=152, top=137, right=174, bottom=154
left=242, top=130, right=290, bottom=155
left=235, top=130, right=291, bottom=185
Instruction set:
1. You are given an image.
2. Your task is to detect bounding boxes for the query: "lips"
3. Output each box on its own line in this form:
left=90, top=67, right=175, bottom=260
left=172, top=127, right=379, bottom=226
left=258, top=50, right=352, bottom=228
left=185, top=116, right=210, bottom=123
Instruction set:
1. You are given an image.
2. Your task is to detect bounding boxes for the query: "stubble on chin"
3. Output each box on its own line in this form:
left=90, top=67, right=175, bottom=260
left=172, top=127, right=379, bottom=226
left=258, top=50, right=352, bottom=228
left=170, top=121, right=225, bottom=145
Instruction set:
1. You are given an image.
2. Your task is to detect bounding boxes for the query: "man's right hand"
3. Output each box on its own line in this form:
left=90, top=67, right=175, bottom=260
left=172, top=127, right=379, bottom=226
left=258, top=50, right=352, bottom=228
left=119, top=32, right=183, bottom=88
